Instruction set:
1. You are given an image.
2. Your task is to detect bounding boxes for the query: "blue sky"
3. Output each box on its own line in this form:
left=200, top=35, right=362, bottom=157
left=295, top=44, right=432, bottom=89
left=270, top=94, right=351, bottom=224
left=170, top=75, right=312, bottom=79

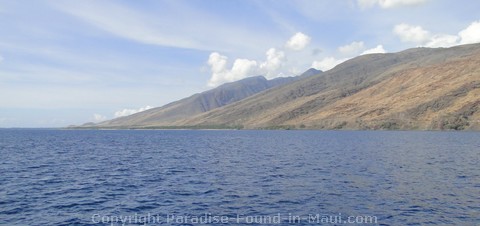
left=1, top=0, right=479, bottom=127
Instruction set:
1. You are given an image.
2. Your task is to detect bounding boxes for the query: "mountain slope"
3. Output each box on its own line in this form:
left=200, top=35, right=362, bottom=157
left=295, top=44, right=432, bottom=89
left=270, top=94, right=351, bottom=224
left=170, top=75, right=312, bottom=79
left=82, top=43, right=480, bottom=130
left=93, top=72, right=317, bottom=128
left=175, top=43, right=480, bottom=130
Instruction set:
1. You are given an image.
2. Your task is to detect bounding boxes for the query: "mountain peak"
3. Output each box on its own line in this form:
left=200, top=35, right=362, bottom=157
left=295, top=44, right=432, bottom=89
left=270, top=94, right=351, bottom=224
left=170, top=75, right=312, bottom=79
left=300, top=68, right=322, bottom=77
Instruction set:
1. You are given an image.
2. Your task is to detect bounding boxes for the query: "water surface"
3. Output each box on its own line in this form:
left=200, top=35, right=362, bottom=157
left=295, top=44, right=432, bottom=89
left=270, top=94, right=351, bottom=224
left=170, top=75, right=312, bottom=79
left=0, top=130, right=479, bottom=225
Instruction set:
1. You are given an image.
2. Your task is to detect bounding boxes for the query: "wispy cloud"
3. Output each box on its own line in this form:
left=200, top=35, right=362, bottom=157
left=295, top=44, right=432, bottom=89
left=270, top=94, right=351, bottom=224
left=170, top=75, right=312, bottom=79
left=0, top=64, right=98, bottom=85
left=50, top=1, right=278, bottom=53
left=0, top=41, right=136, bottom=73
left=52, top=1, right=200, bottom=50
left=358, top=0, right=428, bottom=9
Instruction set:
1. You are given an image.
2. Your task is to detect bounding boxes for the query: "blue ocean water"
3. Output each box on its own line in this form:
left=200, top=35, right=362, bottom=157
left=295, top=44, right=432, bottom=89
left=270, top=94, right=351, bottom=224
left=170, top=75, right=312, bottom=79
left=0, top=129, right=479, bottom=225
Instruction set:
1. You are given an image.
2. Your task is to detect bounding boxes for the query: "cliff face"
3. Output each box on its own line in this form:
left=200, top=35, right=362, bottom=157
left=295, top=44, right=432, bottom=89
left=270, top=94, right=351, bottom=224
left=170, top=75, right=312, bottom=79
left=86, top=44, right=480, bottom=130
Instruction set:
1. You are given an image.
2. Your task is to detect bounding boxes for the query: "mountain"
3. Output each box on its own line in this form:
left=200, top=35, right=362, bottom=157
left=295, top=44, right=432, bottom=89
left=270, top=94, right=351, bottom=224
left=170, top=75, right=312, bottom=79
left=178, top=43, right=480, bottom=130
left=92, top=73, right=314, bottom=128
left=80, top=43, right=480, bottom=130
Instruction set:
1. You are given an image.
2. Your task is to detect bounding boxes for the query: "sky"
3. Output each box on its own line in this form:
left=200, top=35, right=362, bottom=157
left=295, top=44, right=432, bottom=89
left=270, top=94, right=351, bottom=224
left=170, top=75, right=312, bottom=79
left=1, top=0, right=479, bottom=127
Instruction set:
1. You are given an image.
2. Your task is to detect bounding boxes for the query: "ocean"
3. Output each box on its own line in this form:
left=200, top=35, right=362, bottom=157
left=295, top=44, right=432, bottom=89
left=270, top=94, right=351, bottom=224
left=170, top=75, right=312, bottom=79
left=0, top=129, right=479, bottom=225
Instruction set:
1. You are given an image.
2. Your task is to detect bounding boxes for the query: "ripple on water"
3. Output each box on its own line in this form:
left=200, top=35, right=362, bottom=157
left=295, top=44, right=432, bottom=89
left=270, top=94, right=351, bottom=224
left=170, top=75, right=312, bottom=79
left=0, top=130, right=479, bottom=225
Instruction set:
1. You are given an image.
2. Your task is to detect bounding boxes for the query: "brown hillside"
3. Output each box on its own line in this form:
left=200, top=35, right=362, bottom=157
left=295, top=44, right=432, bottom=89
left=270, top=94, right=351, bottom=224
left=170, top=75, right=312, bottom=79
left=177, top=44, right=480, bottom=130
left=80, top=43, right=480, bottom=130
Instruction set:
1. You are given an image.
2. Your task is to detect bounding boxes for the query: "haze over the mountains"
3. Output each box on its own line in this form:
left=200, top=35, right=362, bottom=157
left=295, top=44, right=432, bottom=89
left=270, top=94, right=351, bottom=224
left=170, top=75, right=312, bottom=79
left=78, top=44, right=480, bottom=130
left=1, top=1, right=480, bottom=127
left=92, top=71, right=316, bottom=128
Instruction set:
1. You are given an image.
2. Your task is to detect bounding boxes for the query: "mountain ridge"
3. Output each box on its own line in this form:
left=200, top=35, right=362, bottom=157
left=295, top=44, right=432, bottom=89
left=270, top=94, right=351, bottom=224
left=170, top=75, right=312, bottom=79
left=76, top=43, right=480, bottom=130
left=89, top=70, right=320, bottom=128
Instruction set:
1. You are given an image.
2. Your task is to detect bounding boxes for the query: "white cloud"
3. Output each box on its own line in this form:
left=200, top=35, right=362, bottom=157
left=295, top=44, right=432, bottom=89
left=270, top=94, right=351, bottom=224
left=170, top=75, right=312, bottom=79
left=114, top=106, right=153, bottom=118
left=207, top=52, right=229, bottom=87
left=459, top=21, right=480, bottom=44
left=361, top=45, right=386, bottom=55
left=230, top=59, right=258, bottom=81
left=93, top=113, right=107, bottom=122
left=358, top=0, right=428, bottom=9
left=393, top=21, right=480, bottom=48
left=208, top=52, right=228, bottom=74
left=207, top=32, right=313, bottom=86
left=338, top=41, right=366, bottom=56
left=425, top=34, right=459, bottom=48
left=311, top=43, right=385, bottom=71
left=207, top=48, right=287, bottom=87
left=394, top=23, right=431, bottom=43
left=207, top=52, right=258, bottom=87
left=285, top=32, right=311, bottom=51
left=311, top=57, right=349, bottom=72
left=259, top=48, right=286, bottom=78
